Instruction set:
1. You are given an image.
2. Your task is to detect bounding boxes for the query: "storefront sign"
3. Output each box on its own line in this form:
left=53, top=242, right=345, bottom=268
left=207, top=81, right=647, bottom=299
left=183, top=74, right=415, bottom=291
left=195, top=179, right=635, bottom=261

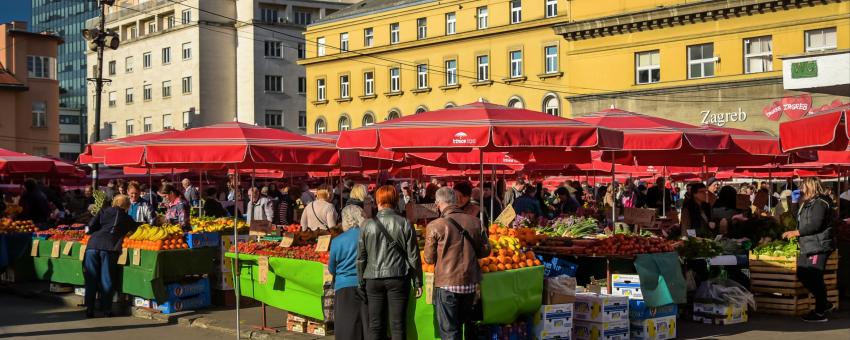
left=700, top=108, right=747, bottom=127
left=791, top=60, right=818, bottom=79
left=762, top=101, right=783, bottom=121
left=780, top=94, right=812, bottom=119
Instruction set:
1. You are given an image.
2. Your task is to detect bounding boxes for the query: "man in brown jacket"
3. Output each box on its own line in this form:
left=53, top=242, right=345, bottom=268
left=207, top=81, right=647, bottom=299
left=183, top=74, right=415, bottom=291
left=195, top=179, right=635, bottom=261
left=424, top=187, right=490, bottom=340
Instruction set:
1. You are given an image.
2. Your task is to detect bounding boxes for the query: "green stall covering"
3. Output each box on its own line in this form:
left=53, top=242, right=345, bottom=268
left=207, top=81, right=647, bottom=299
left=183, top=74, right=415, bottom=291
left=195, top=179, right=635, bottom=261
left=122, top=247, right=216, bottom=302
left=31, top=240, right=85, bottom=285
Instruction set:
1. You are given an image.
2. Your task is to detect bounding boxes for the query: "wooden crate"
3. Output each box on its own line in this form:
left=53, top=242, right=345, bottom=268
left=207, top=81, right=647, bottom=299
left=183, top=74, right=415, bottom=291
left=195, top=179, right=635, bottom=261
left=754, top=294, right=811, bottom=316
left=749, top=252, right=840, bottom=315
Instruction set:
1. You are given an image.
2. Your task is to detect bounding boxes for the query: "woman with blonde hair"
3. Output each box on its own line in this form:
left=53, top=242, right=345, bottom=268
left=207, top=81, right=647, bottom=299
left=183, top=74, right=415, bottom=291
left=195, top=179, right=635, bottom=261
left=300, top=185, right=338, bottom=231
left=783, top=177, right=836, bottom=322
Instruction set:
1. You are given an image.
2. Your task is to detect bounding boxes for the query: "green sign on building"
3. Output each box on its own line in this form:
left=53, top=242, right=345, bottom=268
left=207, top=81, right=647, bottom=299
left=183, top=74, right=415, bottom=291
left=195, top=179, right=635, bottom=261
left=791, top=60, right=818, bottom=79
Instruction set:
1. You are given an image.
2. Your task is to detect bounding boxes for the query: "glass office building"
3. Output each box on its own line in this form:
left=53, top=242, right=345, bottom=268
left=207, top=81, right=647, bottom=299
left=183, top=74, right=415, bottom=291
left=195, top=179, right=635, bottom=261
left=31, top=0, right=99, bottom=111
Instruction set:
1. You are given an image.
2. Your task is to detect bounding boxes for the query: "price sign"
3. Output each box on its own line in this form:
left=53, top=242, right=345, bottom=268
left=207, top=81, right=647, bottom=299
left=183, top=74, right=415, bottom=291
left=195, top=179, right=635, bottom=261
left=624, top=208, right=656, bottom=226
left=249, top=220, right=273, bottom=236
left=132, top=248, right=142, bottom=266
left=279, top=233, right=295, bottom=248
left=117, top=248, right=128, bottom=265
left=686, top=229, right=697, bottom=238
left=79, top=245, right=87, bottom=261
left=31, top=239, right=39, bottom=257
left=63, top=242, right=74, bottom=256
left=315, top=235, right=331, bottom=252
left=51, top=241, right=61, bottom=258
left=258, top=256, right=269, bottom=284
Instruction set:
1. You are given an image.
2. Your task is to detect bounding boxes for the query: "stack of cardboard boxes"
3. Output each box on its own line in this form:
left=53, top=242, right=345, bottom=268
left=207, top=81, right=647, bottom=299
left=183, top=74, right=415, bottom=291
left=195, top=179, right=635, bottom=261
left=533, top=275, right=577, bottom=339
left=611, top=274, right=678, bottom=340
left=573, top=293, right=630, bottom=340
left=133, top=277, right=212, bottom=314
left=286, top=313, right=331, bottom=336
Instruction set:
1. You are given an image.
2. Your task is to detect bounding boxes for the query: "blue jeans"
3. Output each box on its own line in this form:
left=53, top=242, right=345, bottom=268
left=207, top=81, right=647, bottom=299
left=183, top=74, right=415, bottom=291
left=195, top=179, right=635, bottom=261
left=83, top=249, right=118, bottom=313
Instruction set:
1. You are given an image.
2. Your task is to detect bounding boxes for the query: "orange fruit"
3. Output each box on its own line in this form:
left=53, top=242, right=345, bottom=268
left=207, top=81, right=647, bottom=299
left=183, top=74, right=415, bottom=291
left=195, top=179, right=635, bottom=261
left=526, top=259, right=535, bottom=267
left=512, top=255, right=521, bottom=264
left=482, top=266, right=490, bottom=273
left=526, top=251, right=536, bottom=260
left=488, top=264, right=498, bottom=272
left=505, top=263, right=514, bottom=270
left=533, top=259, right=542, bottom=266
left=481, top=258, right=490, bottom=266
left=496, top=263, right=506, bottom=271
left=519, top=262, right=527, bottom=268
left=498, top=249, right=508, bottom=257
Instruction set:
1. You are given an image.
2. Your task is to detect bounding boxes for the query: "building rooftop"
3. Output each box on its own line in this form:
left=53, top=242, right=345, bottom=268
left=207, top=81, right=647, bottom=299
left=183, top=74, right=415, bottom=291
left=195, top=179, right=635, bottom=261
left=317, top=0, right=432, bottom=24
left=0, top=65, right=25, bottom=90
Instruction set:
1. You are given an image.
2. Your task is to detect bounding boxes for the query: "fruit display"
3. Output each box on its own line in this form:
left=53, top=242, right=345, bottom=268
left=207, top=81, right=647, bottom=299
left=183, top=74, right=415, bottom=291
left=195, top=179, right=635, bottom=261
left=539, top=216, right=598, bottom=238
left=4, top=204, right=22, bottom=217
left=0, top=219, right=37, bottom=234
left=34, top=229, right=86, bottom=242
left=231, top=241, right=329, bottom=264
left=191, top=217, right=249, bottom=233
left=488, top=225, right=540, bottom=247
left=123, top=224, right=188, bottom=251
left=752, top=238, right=799, bottom=257
left=677, top=237, right=724, bottom=259
left=535, top=234, right=677, bottom=257
left=478, top=248, right=541, bottom=273
left=282, top=224, right=301, bottom=233
left=56, top=223, right=86, bottom=230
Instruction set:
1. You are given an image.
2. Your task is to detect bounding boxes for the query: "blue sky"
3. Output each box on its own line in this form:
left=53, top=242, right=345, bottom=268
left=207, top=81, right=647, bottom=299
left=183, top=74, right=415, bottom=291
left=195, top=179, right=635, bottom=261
left=1, top=0, right=32, bottom=27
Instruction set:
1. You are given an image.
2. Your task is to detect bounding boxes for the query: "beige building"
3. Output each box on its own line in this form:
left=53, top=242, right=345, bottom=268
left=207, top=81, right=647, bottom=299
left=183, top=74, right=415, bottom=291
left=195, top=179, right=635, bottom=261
left=87, top=0, right=354, bottom=140
left=0, top=21, right=63, bottom=156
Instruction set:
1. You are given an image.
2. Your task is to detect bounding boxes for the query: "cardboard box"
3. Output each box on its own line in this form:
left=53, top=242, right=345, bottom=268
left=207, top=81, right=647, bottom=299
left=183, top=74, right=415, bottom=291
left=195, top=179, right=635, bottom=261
left=134, top=296, right=152, bottom=308
left=631, top=315, right=677, bottom=340
left=286, top=320, right=306, bottom=333
left=186, top=232, right=222, bottom=248
left=534, top=304, right=574, bottom=339
left=287, top=313, right=307, bottom=323
left=629, top=300, right=678, bottom=320
left=611, top=274, right=642, bottom=300
left=74, top=287, right=86, bottom=297
left=545, top=276, right=577, bottom=304
left=307, top=320, right=329, bottom=336
left=693, top=302, right=747, bottom=325
left=573, top=320, right=629, bottom=340
left=574, top=293, right=629, bottom=323
left=164, top=277, right=210, bottom=300
left=152, top=293, right=211, bottom=314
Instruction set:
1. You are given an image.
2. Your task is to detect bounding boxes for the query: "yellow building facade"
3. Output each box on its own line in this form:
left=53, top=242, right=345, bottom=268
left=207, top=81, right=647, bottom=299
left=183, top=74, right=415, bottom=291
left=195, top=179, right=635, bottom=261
left=301, top=0, right=849, bottom=134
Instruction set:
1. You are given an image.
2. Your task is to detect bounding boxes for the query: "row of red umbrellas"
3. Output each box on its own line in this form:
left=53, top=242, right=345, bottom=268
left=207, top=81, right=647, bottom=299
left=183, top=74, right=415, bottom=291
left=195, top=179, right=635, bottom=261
left=0, top=149, right=84, bottom=178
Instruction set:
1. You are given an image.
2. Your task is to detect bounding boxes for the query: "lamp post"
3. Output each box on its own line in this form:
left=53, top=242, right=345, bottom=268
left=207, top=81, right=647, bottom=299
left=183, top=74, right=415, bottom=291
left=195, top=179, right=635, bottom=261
left=83, top=0, right=120, bottom=189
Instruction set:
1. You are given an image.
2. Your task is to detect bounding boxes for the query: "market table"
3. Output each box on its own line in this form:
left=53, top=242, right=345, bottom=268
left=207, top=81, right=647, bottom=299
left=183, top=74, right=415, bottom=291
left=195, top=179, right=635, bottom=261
left=30, top=239, right=85, bottom=285
left=0, top=233, right=33, bottom=271
left=226, top=253, right=543, bottom=340
left=122, top=246, right=216, bottom=302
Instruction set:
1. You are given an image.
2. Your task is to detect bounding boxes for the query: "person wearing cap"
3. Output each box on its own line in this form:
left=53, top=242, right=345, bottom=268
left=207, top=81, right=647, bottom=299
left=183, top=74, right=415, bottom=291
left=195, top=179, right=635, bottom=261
left=706, top=178, right=720, bottom=206
left=159, top=184, right=191, bottom=230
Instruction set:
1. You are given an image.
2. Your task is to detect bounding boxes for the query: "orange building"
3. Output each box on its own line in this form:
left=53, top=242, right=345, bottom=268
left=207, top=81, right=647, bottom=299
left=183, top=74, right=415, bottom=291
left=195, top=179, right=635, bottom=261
left=0, top=21, right=63, bottom=156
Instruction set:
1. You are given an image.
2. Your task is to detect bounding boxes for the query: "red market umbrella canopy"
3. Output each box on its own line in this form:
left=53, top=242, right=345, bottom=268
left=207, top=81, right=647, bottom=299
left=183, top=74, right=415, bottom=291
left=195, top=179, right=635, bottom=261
left=79, top=129, right=181, bottom=165
left=96, top=122, right=341, bottom=170
left=779, top=104, right=850, bottom=152
left=0, top=149, right=59, bottom=174
left=336, top=102, right=624, bottom=152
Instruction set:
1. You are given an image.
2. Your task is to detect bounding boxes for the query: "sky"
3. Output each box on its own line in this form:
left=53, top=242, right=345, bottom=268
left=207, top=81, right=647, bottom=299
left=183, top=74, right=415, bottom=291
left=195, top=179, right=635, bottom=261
left=0, top=0, right=32, bottom=27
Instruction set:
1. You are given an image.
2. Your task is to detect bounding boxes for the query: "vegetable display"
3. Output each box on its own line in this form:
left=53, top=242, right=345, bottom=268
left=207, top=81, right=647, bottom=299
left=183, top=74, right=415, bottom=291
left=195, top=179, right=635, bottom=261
left=540, top=216, right=598, bottom=238
left=231, top=241, right=329, bottom=264
left=677, top=237, right=724, bottom=259
left=752, top=239, right=799, bottom=257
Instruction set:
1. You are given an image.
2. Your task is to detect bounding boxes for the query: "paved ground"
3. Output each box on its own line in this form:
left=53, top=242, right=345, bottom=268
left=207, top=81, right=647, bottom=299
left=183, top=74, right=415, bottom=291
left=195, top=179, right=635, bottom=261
left=677, top=311, right=850, bottom=339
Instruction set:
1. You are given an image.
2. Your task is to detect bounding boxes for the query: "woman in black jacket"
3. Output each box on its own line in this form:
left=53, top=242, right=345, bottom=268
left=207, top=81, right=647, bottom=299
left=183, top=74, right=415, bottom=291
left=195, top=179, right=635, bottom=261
left=783, top=177, right=835, bottom=322
left=83, top=195, right=141, bottom=318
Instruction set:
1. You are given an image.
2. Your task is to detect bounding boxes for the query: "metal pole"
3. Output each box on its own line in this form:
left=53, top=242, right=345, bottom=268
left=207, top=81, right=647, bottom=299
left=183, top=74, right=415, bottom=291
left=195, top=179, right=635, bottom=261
left=491, top=163, right=496, bottom=223
left=661, top=166, right=667, bottom=218
left=232, top=165, right=240, bottom=340
left=199, top=170, right=204, bottom=218
left=479, top=149, right=485, bottom=225
left=610, top=151, right=616, bottom=225
left=90, top=3, right=108, bottom=190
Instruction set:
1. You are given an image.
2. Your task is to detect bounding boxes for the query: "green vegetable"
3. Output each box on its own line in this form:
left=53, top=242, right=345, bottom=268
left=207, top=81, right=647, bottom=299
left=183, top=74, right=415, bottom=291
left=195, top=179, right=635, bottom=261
left=752, top=239, right=799, bottom=257
left=678, top=237, right=724, bottom=259
left=540, top=216, right=598, bottom=238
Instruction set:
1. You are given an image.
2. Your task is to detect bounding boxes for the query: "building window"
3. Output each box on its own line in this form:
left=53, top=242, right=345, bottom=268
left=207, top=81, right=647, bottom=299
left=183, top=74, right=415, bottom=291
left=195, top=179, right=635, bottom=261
left=477, top=55, right=489, bottom=81
left=415, top=106, right=427, bottom=114
left=165, top=15, right=175, bottom=29
left=182, top=76, right=192, bottom=94
left=544, top=46, right=558, bottom=74
left=129, top=26, right=137, bottom=39
left=162, top=80, right=172, bottom=98
left=510, top=0, right=522, bottom=24
left=125, top=88, right=134, bottom=104
left=163, top=114, right=173, bottom=129
left=298, top=77, right=307, bottom=94
left=445, top=12, right=456, bottom=35
left=31, top=101, right=46, bottom=128
left=477, top=7, right=488, bottom=29
left=297, top=43, right=306, bottom=59
left=417, top=64, right=428, bottom=89
left=143, top=117, right=152, bottom=132
left=744, top=36, right=773, bottom=74
left=317, top=79, right=326, bottom=100
left=181, top=9, right=192, bottom=24
left=805, top=28, right=836, bottom=52
left=125, top=56, right=133, bottom=73
left=103, top=122, right=114, bottom=138
left=362, top=113, right=375, bottom=126
left=546, top=0, right=557, bottom=18
left=635, top=50, right=660, bottom=84
left=317, top=37, right=326, bottom=56
left=143, top=52, right=151, bottom=68
left=338, top=116, right=351, bottom=131
left=265, top=75, right=282, bottom=92
left=182, top=42, right=192, bottom=60
left=298, top=111, right=307, bottom=131
left=264, top=110, right=283, bottom=127
left=387, top=110, right=400, bottom=120
left=264, top=41, right=282, bottom=57
left=108, top=60, right=116, bottom=75
left=364, top=72, right=374, bottom=95
left=390, top=23, right=400, bottom=44
left=59, top=134, right=81, bottom=143
left=125, top=119, right=134, bottom=135
left=509, top=50, right=523, bottom=78
left=183, top=111, right=191, bottom=129
left=162, top=47, right=171, bottom=64
left=390, top=67, right=401, bottom=92
left=339, top=75, right=350, bottom=98
left=294, top=11, right=312, bottom=25
left=687, top=43, right=715, bottom=79
left=445, top=59, right=457, bottom=85
left=508, top=97, right=524, bottom=108
left=543, top=95, right=559, bottom=116
left=147, top=21, right=156, bottom=34
left=59, top=115, right=80, bottom=125
left=363, top=28, right=374, bottom=47
left=340, top=33, right=349, bottom=51
left=108, top=91, right=117, bottom=107
left=260, top=8, right=278, bottom=23
left=143, top=84, right=152, bottom=100
left=315, top=118, right=326, bottom=133
left=417, top=18, right=427, bottom=40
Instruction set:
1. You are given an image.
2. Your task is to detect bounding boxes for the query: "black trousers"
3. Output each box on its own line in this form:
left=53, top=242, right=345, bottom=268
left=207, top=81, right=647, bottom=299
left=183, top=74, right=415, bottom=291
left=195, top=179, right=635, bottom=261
left=798, top=252, right=831, bottom=313
left=433, top=287, right=478, bottom=340
left=365, top=277, right=410, bottom=340
left=334, top=287, right=369, bottom=340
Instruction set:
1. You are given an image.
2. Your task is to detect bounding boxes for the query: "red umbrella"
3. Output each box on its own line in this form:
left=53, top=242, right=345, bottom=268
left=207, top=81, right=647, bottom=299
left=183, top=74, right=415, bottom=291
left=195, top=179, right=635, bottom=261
left=779, top=104, right=850, bottom=152
left=0, top=149, right=58, bottom=175
left=78, top=129, right=181, bottom=165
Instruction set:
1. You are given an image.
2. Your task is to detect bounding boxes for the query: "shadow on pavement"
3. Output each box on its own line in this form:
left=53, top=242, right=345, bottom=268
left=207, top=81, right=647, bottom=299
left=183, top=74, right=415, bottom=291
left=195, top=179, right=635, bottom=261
left=0, top=322, right=169, bottom=338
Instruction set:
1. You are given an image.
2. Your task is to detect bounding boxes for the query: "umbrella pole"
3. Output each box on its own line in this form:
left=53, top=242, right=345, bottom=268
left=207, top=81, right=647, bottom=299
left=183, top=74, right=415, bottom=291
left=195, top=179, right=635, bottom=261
left=199, top=170, right=204, bottom=218
left=661, top=166, right=667, bottom=218
left=479, top=148, right=484, bottom=225
left=339, top=171, right=343, bottom=212
left=768, top=161, right=773, bottom=212
left=610, top=151, right=616, bottom=226
left=148, top=167, right=153, bottom=216
left=491, top=164, right=496, bottom=224
left=232, top=164, right=241, bottom=340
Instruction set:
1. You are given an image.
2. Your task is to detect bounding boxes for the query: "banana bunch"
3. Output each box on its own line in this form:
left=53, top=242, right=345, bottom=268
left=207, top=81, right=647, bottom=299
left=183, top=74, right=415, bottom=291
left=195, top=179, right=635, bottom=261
left=488, top=235, right=521, bottom=251
left=192, top=217, right=249, bottom=233
left=129, top=224, right=183, bottom=241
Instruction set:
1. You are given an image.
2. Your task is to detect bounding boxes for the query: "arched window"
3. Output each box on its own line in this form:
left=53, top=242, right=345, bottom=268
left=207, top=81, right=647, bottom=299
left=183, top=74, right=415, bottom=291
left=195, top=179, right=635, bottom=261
left=415, top=105, right=428, bottom=114
left=507, top=96, right=524, bottom=108
left=386, top=110, right=401, bottom=120
left=444, top=102, right=456, bottom=108
left=542, top=94, right=560, bottom=116
left=338, top=115, right=351, bottom=131
left=362, top=112, right=375, bottom=126
left=315, top=118, right=326, bottom=133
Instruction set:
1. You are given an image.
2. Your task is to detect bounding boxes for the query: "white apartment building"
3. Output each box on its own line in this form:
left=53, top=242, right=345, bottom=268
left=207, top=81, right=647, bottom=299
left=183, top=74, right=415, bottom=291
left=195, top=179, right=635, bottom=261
left=86, top=0, right=353, bottom=139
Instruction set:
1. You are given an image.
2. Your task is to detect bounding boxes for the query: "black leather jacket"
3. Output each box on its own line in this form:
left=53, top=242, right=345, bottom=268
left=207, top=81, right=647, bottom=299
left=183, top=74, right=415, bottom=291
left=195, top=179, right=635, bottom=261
left=357, top=208, right=423, bottom=288
left=797, top=195, right=835, bottom=255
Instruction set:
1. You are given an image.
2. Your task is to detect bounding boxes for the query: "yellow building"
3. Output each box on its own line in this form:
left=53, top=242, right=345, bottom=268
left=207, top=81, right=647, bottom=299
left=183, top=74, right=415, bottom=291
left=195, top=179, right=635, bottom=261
left=301, top=0, right=850, bottom=134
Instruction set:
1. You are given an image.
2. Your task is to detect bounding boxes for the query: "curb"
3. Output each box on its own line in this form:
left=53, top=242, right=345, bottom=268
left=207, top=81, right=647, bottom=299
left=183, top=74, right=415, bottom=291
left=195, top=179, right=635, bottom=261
left=176, top=314, right=325, bottom=340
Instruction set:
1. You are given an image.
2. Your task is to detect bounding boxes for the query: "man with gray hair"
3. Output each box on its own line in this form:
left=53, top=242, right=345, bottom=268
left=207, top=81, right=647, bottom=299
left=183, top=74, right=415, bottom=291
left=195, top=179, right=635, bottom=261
left=424, top=187, right=490, bottom=340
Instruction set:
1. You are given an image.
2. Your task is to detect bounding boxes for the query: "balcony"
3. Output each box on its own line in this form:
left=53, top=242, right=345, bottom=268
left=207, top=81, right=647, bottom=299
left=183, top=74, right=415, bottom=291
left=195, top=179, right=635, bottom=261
left=86, top=0, right=169, bottom=28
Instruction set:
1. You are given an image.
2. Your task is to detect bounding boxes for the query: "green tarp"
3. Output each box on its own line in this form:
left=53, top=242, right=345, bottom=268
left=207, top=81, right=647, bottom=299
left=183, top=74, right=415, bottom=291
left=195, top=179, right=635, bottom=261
left=31, top=239, right=85, bottom=285
left=226, top=253, right=543, bottom=339
left=634, top=252, right=687, bottom=307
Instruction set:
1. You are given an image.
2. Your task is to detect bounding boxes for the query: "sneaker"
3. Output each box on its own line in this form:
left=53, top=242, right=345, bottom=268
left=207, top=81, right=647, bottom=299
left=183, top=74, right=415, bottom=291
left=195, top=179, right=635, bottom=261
left=802, top=311, right=828, bottom=323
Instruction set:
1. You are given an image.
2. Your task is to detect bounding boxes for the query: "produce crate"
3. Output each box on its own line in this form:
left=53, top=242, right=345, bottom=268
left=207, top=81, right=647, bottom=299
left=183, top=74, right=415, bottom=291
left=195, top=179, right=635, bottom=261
left=748, top=252, right=839, bottom=316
